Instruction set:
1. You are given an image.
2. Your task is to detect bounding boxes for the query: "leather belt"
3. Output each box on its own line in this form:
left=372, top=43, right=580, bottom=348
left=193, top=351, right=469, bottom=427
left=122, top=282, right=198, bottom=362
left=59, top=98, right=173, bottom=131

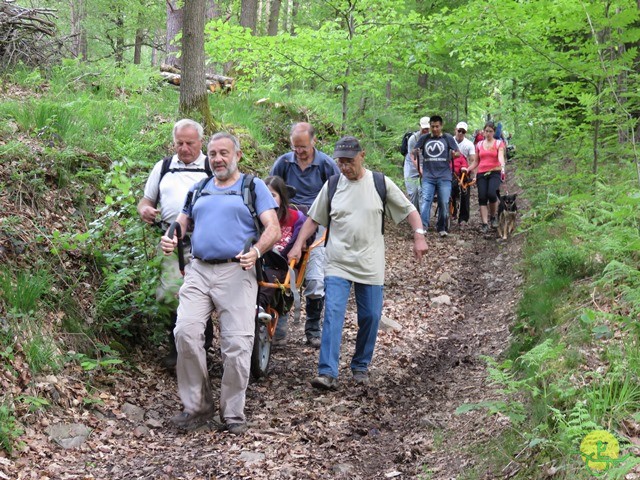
left=194, top=257, right=239, bottom=265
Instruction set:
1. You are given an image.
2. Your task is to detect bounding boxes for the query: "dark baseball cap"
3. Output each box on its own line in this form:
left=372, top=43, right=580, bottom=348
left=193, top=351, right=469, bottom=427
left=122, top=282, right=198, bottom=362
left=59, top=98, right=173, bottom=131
left=333, top=136, right=362, bottom=159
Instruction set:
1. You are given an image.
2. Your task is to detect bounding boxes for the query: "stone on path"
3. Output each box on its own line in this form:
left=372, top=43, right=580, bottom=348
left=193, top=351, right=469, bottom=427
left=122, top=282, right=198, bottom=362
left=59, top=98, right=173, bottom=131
left=45, top=423, right=92, bottom=449
left=122, top=402, right=145, bottom=422
left=431, top=294, right=451, bottom=306
left=379, top=315, right=402, bottom=332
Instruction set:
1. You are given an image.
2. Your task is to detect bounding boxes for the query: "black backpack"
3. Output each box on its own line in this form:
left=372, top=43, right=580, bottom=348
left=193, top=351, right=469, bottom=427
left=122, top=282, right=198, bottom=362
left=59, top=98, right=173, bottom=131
left=324, top=172, right=387, bottom=245
left=399, top=131, right=414, bottom=156
left=155, top=155, right=212, bottom=203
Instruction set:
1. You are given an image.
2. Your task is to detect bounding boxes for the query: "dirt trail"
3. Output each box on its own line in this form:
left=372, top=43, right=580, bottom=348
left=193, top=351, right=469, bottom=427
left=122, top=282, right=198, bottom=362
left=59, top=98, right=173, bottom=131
left=3, top=183, right=523, bottom=480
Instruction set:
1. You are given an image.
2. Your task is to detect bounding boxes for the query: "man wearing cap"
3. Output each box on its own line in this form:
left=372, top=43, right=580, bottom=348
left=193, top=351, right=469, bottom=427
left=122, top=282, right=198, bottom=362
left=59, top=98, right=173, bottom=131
left=403, top=117, right=430, bottom=211
left=411, top=115, right=460, bottom=237
left=452, top=122, right=477, bottom=225
left=287, top=136, right=428, bottom=390
left=270, top=122, right=339, bottom=347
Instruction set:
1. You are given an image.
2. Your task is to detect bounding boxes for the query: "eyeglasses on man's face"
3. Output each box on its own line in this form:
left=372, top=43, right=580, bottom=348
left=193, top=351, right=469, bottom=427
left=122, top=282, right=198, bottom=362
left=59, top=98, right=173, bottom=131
left=457, top=129, right=466, bottom=134
left=291, top=145, right=312, bottom=151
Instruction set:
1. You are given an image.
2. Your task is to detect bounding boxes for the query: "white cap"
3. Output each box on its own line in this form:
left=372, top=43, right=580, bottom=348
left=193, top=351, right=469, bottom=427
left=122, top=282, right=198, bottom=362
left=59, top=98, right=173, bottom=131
left=456, top=121, right=468, bottom=131
left=419, top=117, right=430, bottom=129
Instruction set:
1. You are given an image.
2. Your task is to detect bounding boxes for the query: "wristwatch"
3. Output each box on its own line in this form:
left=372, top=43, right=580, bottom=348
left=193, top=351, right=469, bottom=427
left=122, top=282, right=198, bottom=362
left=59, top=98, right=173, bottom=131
left=414, top=228, right=426, bottom=235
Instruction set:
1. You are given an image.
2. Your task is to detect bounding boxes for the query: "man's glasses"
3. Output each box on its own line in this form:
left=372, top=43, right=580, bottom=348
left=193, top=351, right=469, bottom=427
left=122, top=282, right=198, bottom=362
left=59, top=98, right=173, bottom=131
left=291, top=145, right=311, bottom=151
left=457, top=129, right=466, bottom=134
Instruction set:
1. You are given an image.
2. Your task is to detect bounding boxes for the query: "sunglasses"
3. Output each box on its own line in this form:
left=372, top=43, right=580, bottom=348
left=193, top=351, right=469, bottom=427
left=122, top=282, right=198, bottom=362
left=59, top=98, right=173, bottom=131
left=457, top=129, right=466, bottom=133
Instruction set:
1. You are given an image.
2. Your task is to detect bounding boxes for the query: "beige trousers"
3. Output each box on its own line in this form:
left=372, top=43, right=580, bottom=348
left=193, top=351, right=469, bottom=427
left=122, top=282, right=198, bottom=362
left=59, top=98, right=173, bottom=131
left=174, top=259, right=256, bottom=424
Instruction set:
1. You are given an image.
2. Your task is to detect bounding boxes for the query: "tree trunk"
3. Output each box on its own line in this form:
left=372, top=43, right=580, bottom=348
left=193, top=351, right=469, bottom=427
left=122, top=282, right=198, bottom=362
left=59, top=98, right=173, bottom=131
left=133, top=28, right=144, bottom=64
left=289, top=0, right=299, bottom=34
left=240, top=0, right=258, bottom=33
left=592, top=81, right=602, bottom=176
left=341, top=10, right=355, bottom=133
left=115, top=13, right=125, bottom=65
left=417, top=72, right=427, bottom=89
left=267, top=0, right=281, bottom=35
left=151, top=29, right=162, bottom=66
left=385, top=62, right=392, bottom=106
left=166, top=0, right=183, bottom=68
left=180, top=0, right=215, bottom=132
left=70, top=0, right=87, bottom=60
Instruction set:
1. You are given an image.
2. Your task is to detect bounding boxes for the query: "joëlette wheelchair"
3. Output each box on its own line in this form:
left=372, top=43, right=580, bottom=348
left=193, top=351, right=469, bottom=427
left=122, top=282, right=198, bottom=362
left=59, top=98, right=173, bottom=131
left=249, top=232, right=325, bottom=379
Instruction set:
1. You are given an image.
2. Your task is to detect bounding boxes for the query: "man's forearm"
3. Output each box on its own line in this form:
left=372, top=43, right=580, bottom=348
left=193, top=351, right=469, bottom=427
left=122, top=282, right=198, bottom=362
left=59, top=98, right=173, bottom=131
left=407, top=211, right=423, bottom=231
left=254, top=223, right=281, bottom=256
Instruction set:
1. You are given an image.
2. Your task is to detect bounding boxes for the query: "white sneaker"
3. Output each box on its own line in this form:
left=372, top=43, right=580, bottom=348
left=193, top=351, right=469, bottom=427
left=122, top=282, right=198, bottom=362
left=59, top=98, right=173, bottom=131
left=439, top=230, right=448, bottom=237
left=257, top=306, right=272, bottom=323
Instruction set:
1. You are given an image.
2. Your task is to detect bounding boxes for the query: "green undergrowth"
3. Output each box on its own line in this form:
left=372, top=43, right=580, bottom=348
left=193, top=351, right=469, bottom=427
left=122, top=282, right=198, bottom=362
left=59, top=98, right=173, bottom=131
left=456, top=155, right=640, bottom=478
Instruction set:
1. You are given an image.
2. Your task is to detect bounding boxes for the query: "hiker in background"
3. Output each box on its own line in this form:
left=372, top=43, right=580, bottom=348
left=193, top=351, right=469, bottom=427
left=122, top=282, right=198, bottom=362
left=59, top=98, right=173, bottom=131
left=467, top=121, right=506, bottom=234
left=137, top=119, right=214, bottom=369
left=288, top=136, right=427, bottom=390
left=452, top=122, right=476, bottom=226
left=411, top=115, right=460, bottom=237
left=403, top=117, right=430, bottom=212
left=473, top=128, right=484, bottom=146
left=495, top=122, right=506, bottom=143
left=270, top=123, right=339, bottom=347
left=161, top=132, right=279, bottom=434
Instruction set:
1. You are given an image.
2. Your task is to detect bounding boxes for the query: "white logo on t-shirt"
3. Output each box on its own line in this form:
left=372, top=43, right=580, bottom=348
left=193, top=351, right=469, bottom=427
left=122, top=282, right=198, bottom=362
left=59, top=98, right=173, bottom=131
left=425, top=140, right=445, bottom=157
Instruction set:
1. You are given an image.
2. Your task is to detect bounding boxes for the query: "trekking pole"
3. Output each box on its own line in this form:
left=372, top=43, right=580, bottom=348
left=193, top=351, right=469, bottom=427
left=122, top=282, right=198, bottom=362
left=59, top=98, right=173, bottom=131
left=243, top=237, right=261, bottom=278
left=413, top=149, right=422, bottom=179
left=167, top=222, right=185, bottom=276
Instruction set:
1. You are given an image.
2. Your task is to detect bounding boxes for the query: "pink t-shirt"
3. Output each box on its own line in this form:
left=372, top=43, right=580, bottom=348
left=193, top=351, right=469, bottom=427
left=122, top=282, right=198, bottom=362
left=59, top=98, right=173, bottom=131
left=476, top=140, right=504, bottom=174
left=275, top=208, right=306, bottom=255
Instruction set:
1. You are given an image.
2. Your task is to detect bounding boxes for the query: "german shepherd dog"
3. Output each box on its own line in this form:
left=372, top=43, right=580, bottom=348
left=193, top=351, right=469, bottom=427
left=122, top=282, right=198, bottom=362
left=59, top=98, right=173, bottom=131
left=497, top=193, right=517, bottom=240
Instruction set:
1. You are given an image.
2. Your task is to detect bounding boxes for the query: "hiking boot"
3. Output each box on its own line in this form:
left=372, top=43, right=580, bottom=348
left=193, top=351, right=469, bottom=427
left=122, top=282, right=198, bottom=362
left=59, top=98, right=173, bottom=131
left=480, top=223, right=489, bottom=234
left=306, top=337, right=321, bottom=348
left=352, top=370, right=370, bottom=385
left=304, top=297, right=324, bottom=342
left=438, top=230, right=448, bottom=237
left=170, top=407, right=214, bottom=430
left=226, top=423, right=248, bottom=435
left=161, top=350, right=177, bottom=369
left=490, top=216, right=498, bottom=229
left=310, top=375, right=338, bottom=390
left=272, top=336, right=288, bottom=347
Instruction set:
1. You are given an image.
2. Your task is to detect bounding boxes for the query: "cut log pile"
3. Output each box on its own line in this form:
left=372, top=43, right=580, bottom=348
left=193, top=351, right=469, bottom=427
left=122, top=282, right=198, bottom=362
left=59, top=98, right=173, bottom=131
left=0, top=0, right=57, bottom=66
left=160, top=64, right=235, bottom=93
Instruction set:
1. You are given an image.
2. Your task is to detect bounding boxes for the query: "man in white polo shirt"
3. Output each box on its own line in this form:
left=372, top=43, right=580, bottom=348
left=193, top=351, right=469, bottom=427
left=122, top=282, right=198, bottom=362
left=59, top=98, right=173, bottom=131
left=137, top=119, right=213, bottom=368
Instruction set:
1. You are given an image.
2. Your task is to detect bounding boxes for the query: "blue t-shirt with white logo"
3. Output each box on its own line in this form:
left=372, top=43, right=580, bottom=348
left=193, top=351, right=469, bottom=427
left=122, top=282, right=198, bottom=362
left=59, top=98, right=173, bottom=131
left=414, top=133, right=459, bottom=180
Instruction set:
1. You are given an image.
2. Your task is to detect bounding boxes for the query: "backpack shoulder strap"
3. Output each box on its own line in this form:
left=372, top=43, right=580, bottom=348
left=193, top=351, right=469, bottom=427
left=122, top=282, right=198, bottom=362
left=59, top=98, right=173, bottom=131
left=159, top=155, right=173, bottom=180
left=372, top=171, right=387, bottom=234
left=324, top=174, right=341, bottom=246
left=204, top=156, right=212, bottom=176
left=155, top=155, right=174, bottom=203
left=184, top=176, right=212, bottom=215
left=242, top=174, right=263, bottom=234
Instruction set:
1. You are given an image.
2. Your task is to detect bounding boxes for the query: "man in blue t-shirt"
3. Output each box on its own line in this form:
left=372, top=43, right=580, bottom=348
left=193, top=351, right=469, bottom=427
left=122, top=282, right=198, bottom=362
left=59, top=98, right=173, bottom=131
left=270, top=122, right=339, bottom=347
left=412, top=115, right=460, bottom=236
left=161, top=132, right=280, bottom=435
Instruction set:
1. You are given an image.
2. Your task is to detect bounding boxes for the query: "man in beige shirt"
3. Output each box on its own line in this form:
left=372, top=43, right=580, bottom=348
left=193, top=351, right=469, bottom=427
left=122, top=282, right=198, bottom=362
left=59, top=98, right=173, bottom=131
left=288, top=136, right=428, bottom=389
